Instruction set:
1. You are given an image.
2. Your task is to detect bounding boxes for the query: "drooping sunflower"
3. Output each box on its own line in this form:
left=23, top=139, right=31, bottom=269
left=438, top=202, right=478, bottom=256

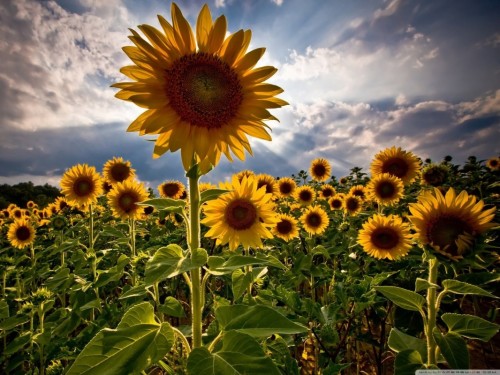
left=366, top=173, right=404, bottom=206
left=485, top=157, right=500, bottom=172
left=202, top=175, right=277, bottom=251
left=421, top=163, right=449, bottom=186
left=343, top=194, right=363, bottom=216
left=319, top=184, right=336, bottom=200
left=408, top=187, right=496, bottom=260
left=370, top=146, right=420, bottom=185
left=294, top=186, right=316, bottom=206
left=103, top=157, right=136, bottom=184
left=349, top=185, right=367, bottom=201
left=60, top=164, right=103, bottom=207
left=272, top=213, right=299, bottom=241
left=328, top=194, right=344, bottom=211
left=158, top=180, right=186, bottom=199
left=112, top=3, right=287, bottom=172
left=8, top=219, right=36, bottom=249
left=256, top=173, right=277, bottom=197
left=107, top=179, right=149, bottom=220
left=357, top=214, right=412, bottom=260
left=277, top=177, right=296, bottom=198
left=309, top=158, right=331, bottom=182
left=300, top=206, right=330, bottom=235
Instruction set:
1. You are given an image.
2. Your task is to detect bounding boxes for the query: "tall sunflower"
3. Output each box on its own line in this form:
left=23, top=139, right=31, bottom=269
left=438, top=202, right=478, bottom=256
left=300, top=206, right=329, bottom=235
left=8, top=219, right=36, bottom=249
left=158, top=180, right=186, bottom=199
left=272, top=213, right=299, bottom=241
left=408, top=187, right=496, bottom=260
left=343, top=194, right=363, bottom=216
left=294, top=186, right=316, bottom=206
left=358, top=214, right=412, bottom=260
left=107, top=180, right=149, bottom=220
left=103, top=156, right=136, bottom=184
left=60, top=164, right=103, bottom=207
left=366, top=173, right=404, bottom=206
left=113, top=3, right=287, bottom=171
left=202, top=175, right=277, bottom=251
left=309, top=158, right=331, bottom=182
left=319, top=184, right=336, bottom=200
left=370, top=146, right=420, bottom=185
left=277, top=177, right=296, bottom=198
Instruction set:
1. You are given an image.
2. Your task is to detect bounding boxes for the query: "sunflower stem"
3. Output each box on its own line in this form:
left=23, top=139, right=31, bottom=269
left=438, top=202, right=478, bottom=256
left=130, top=218, right=137, bottom=286
left=425, top=257, right=439, bottom=367
left=188, top=166, right=203, bottom=349
left=89, top=204, right=98, bottom=321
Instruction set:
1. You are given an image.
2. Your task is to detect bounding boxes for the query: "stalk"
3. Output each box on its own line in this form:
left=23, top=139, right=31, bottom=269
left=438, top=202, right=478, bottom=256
left=130, top=218, right=137, bottom=286
left=425, top=257, right=439, bottom=367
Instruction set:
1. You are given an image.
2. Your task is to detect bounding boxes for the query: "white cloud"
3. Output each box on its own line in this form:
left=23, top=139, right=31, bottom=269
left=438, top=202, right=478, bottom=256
left=271, top=0, right=284, bottom=6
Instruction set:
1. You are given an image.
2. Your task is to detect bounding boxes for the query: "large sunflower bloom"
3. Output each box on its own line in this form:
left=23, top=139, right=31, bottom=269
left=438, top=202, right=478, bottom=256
left=158, top=180, right=186, bottom=199
left=60, top=164, right=103, bottom=207
left=358, top=214, right=412, bottom=260
left=300, top=206, right=330, bottom=235
left=103, top=157, right=136, bottom=184
left=107, top=180, right=149, bottom=220
left=408, top=188, right=496, bottom=260
left=202, top=175, right=277, bottom=251
left=8, top=219, right=36, bottom=249
left=113, top=3, right=287, bottom=172
left=370, top=146, right=420, bottom=185
left=309, top=158, right=331, bottom=182
left=366, top=173, right=404, bottom=206
left=272, top=213, right=299, bottom=241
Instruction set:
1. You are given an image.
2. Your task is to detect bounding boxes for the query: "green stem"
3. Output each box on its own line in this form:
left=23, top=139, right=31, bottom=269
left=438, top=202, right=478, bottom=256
left=426, top=257, right=439, bottom=367
left=188, top=167, right=203, bottom=349
left=172, top=326, right=191, bottom=356
left=89, top=204, right=98, bottom=321
left=130, top=218, right=137, bottom=286
left=244, top=248, right=254, bottom=303
left=153, top=282, right=164, bottom=322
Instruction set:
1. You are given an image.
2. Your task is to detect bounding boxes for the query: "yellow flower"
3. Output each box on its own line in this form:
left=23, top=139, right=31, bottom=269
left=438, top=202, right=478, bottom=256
left=366, top=173, right=404, bottom=206
left=328, top=194, right=344, bottom=211
left=103, top=157, right=136, bottom=184
left=158, top=180, right=186, bottom=199
left=202, top=175, right=277, bottom=251
left=235, top=170, right=255, bottom=182
left=300, top=206, right=329, bottom=235
left=8, top=219, right=36, bottom=249
left=408, top=187, right=496, bottom=260
left=107, top=179, right=149, bottom=220
left=113, top=3, right=287, bottom=171
left=256, top=173, right=278, bottom=197
left=370, top=146, right=420, bottom=185
left=272, top=213, right=299, bottom=241
left=294, top=185, right=316, bottom=206
left=309, top=158, right=331, bottom=182
left=349, top=185, right=367, bottom=201
left=319, top=184, right=336, bottom=200
left=485, top=157, right=500, bottom=172
left=358, top=214, right=412, bottom=260
left=277, top=177, right=296, bottom=198
left=343, top=194, right=363, bottom=216
left=60, top=164, right=103, bottom=207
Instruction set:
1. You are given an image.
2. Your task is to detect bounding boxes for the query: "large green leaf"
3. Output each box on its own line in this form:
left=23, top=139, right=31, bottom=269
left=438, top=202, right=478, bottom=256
left=393, top=349, right=425, bottom=375
left=387, top=328, right=427, bottom=361
left=215, top=304, right=308, bottom=336
left=441, top=313, right=499, bottom=342
left=432, top=329, right=469, bottom=369
left=231, top=269, right=251, bottom=301
left=158, top=297, right=185, bottom=318
left=0, top=299, right=9, bottom=319
left=208, top=255, right=285, bottom=275
left=94, top=254, right=129, bottom=288
left=187, top=331, right=280, bottom=375
left=145, top=245, right=207, bottom=284
left=374, top=286, right=425, bottom=312
left=200, top=188, right=230, bottom=203
left=138, top=198, right=186, bottom=210
left=442, top=280, right=497, bottom=298
left=66, top=302, right=174, bottom=375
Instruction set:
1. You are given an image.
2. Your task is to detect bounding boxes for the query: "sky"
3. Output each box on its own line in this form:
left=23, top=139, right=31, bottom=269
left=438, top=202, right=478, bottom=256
left=1, top=0, right=499, bottom=192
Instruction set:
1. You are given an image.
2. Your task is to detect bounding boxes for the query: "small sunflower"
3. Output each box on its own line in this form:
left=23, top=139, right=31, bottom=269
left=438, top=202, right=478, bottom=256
left=366, top=173, right=404, bottom=206
left=370, top=146, right=420, bottom=185
left=319, top=184, right=336, bottom=200
left=235, top=170, right=255, bottom=182
left=294, top=186, right=316, bottom=206
left=300, top=206, right=330, bottom=235
left=10, top=207, right=25, bottom=220
left=256, top=173, right=277, bottom=197
left=26, top=201, right=37, bottom=210
left=309, top=158, right=331, bottom=182
left=357, top=214, right=412, bottom=260
left=60, top=164, right=103, bottom=207
left=8, top=219, right=36, bottom=249
left=199, top=182, right=217, bottom=192
left=113, top=3, right=287, bottom=172
left=158, top=180, right=186, bottom=199
left=272, top=213, right=299, bottom=241
left=202, top=175, right=277, bottom=251
left=103, top=157, right=136, bottom=184
left=421, top=164, right=449, bottom=186
left=343, top=194, right=363, bottom=216
left=107, top=180, right=149, bottom=220
left=328, top=194, right=344, bottom=211
left=277, top=177, right=296, bottom=198
left=408, top=187, right=496, bottom=260
left=485, top=157, right=500, bottom=172
left=54, top=197, right=70, bottom=212
left=349, top=185, right=367, bottom=201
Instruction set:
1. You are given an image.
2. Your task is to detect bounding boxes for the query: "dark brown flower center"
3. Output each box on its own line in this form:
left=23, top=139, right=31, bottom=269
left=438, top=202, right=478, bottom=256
left=312, top=164, right=327, bottom=178
left=423, top=167, right=447, bottom=186
left=428, top=215, right=471, bottom=255
left=74, top=177, right=94, bottom=197
left=322, top=187, right=334, bottom=198
left=382, top=158, right=409, bottom=179
left=376, top=181, right=396, bottom=199
left=16, top=226, right=31, bottom=241
left=299, top=190, right=312, bottom=203
left=225, top=199, right=257, bottom=230
left=330, top=198, right=342, bottom=209
left=118, top=192, right=139, bottom=213
left=306, top=212, right=322, bottom=228
left=13, top=209, right=22, bottom=219
left=371, top=227, right=399, bottom=249
left=110, top=163, right=131, bottom=182
left=161, top=183, right=180, bottom=198
left=165, top=52, right=243, bottom=129
left=352, top=189, right=365, bottom=199
left=346, top=197, right=360, bottom=211
left=276, top=219, right=293, bottom=234
left=258, top=181, right=274, bottom=194
left=279, top=182, right=293, bottom=195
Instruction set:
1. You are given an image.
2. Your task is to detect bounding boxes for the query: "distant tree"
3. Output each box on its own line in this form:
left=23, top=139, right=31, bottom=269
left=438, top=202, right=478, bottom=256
left=0, top=182, right=61, bottom=209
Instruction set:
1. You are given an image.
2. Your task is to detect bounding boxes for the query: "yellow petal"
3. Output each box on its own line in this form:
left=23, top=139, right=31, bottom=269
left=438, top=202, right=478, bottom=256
left=206, top=15, right=227, bottom=54
left=171, top=3, right=195, bottom=55
left=196, top=4, right=213, bottom=51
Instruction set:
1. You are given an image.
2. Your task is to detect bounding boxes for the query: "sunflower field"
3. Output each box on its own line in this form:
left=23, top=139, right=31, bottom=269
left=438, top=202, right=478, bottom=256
left=1, top=3, right=499, bottom=375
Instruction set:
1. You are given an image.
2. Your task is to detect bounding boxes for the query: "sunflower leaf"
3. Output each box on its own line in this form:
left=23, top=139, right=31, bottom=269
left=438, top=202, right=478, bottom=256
left=200, top=189, right=230, bottom=203
left=374, top=286, right=425, bottom=312
left=432, top=329, right=469, bottom=369
left=441, top=313, right=499, bottom=341
left=138, top=198, right=186, bottom=210
left=441, top=279, right=497, bottom=298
